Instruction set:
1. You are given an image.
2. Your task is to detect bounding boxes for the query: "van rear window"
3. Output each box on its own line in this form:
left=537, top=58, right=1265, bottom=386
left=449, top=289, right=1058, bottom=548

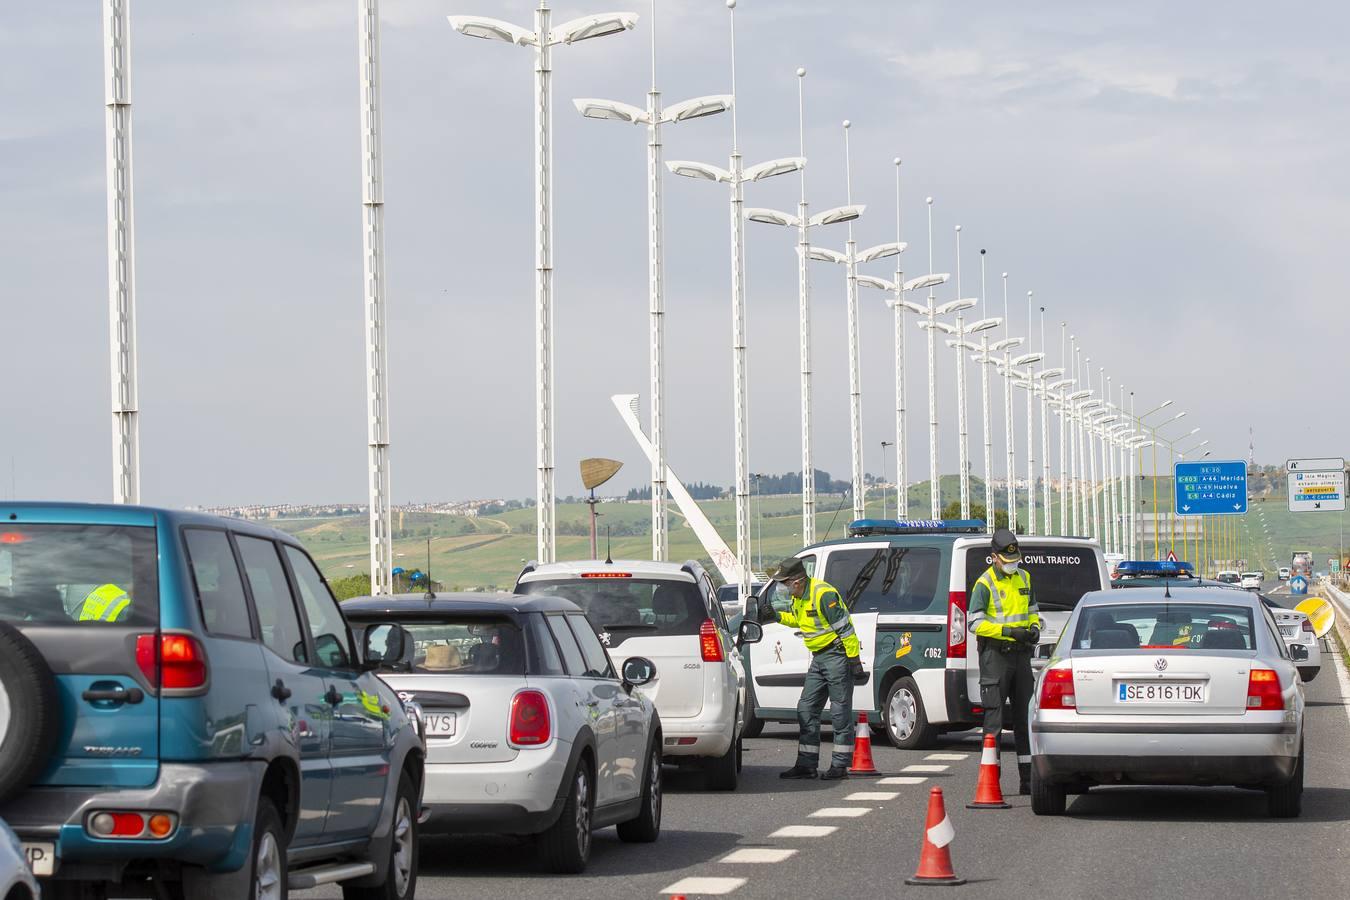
left=0, top=524, right=158, bottom=627
left=965, top=545, right=1102, bottom=611
left=516, top=577, right=707, bottom=642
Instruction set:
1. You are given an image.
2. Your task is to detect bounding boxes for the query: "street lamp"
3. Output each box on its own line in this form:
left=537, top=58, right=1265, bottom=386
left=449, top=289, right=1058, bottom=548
left=937, top=292, right=996, bottom=519
left=667, top=0, right=804, bottom=602
left=448, top=1, right=638, bottom=564
left=1034, top=364, right=1065, bottom=536
left=572, top=0, right=729, bottom=561
left=744, top=68, right=859, bottom=546
left=1008, top=349, right=1045, bottom=533
left=808, top=121, right=904, bottom=522
left=992, top=272, right=1026, bottom=529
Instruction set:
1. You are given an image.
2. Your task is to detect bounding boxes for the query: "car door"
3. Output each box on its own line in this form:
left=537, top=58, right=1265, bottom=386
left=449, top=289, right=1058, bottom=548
left=568, top=612, right=643, bottom=802
left=283, top=545, right=388, bottom=840
left=749, top=554, right=818, bottom=712
left=704, top=573, right=744, bottom=727
left=234, top=534, right=331, bottom=846
left=546, top=614, right=620, bottom=806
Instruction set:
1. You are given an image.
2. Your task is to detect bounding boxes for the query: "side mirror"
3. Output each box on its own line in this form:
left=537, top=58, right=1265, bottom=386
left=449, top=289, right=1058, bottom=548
left=362, top=623, right=410, bottom=672
left=1289, top=644, right=1309, bottom=662
left=621, top=656, right=657, bottom=688
left=736, top=619, right=764, bottom=649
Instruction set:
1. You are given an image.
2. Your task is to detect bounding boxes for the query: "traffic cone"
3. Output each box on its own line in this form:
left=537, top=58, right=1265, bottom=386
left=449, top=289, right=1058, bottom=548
left=905, top=786, right=966, bottom=886
left=966, top=732, right=1010, bottom=809
left=847, top=712, right=880, bottom=775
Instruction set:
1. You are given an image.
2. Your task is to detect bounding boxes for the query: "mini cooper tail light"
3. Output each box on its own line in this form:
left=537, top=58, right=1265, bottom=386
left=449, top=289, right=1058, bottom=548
left=509, top=690, right=551, bottom=746
left=1039, top=667, right=1076, bottom=709
left=1246, top=669, right=1283, bottom=711
left=700, top=619, right=725, bottom=662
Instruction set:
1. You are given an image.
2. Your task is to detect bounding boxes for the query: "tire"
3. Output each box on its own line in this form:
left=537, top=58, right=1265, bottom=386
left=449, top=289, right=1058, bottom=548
left=0, top=623, right=60, bottom=804
left=741, top=683, right=764, bottom=739
left=180, top=797, right=287, bottom=900
left=538, top=758, right=593, bottom=873
left=617, top=743, right=662, bottom=843
left=1030, top=765, right=1066, bottom=816
left=343, top=772, right=418, bottom=900
left=883, top=676, right=938, bottom=751
left=703, top=732, right=739, bottom=792
left=1267, top=745, right=1304, bottom=819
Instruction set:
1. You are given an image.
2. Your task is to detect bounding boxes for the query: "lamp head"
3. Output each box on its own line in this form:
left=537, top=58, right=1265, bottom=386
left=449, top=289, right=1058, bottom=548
left=797, top=67, right=806, bottom=77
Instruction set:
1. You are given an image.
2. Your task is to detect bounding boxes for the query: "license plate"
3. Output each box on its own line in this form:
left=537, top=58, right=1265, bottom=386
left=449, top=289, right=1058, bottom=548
left=22, top=842, right=54, bottom=876
left=1118, top=682, right=1204, bottom=703
left=423, top=712, right=457, bottom=737
left=1280, top=627, right=1297, bottom=637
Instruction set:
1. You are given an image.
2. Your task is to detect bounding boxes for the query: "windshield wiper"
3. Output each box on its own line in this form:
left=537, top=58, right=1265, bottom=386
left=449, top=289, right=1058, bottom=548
left=1036, top=602, right=1077, bottom=611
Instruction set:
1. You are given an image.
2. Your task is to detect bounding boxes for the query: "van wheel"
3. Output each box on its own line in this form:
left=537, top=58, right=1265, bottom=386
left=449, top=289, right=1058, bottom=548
left=704, top=733, right=739, bottom=791
left=617, top=744, right=662, bottom=842
left=1030, top=766, right=1066, bottom=816
left=0, top=623, right=60, bottom=804
left=1267, top=745, right=1303, bottom=818
left=883, top=677, right=938, bottom=750
left=538, top=759, right=592, bottom=873
left=343, top=772, right=418, bottom=900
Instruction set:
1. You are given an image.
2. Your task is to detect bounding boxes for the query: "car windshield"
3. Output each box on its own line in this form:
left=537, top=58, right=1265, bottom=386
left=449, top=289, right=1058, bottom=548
left=0, top=524, right=159, bottom=628
left=1072, top=602, right=1256, bottom=651
left=369, top=617, right=526, bottom=675
left=517, top=576, right=708, bottom=637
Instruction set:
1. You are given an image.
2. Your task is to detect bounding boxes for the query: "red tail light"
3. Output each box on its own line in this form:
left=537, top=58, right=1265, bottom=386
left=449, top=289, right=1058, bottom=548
left=700, top=619, right=725, bottom=662
left=947, top=591, right=967, bottom=659
left=1301, top=618, right=1314, bottom=634
left=1039, top=667, right=1076, bottom=709
left=509, top=690, right=552, bottom=746
left=135, top=633, right=208, bottom=691
left=1246, top=669, right=1283, bottom=711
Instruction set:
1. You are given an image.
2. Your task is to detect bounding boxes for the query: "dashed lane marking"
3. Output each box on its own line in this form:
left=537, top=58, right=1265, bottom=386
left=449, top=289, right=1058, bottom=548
left=809, top=806, right=872, bottom=818
left=844, top=791, right=899, bottom=801
left=878, top=776, right=928, bottom=785
left=661, top=876, right=747, bottom=895
left=770, top=824, right=838, bottom=837
left=902, top=764, right=950, bottom=773
left=924, top=753, right=970, bottom=761
left=720, top=848, right=798, bottom=864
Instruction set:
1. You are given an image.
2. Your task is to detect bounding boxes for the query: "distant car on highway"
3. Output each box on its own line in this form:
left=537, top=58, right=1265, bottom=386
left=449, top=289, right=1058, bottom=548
left=1241, top=572, right=1263, bottom=591
left=1260, top=597, right=1321, bottom=682
left=344, top=592, right=665, bottom=873
left=716, top=581, right=764, bottom=620
left=1030, top=588, right=1307, bottom=818
left=1278, top=567, right=1291, bottom=581
left=1216, top=570, right=1241, bottom=584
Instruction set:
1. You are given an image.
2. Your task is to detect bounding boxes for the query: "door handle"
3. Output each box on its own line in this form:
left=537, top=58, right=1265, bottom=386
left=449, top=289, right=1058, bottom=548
left=324, top=686, right=343, bottom=706
left=271, top=680, right=292, bottom=702
left=82, top=686, right=144, bottom=705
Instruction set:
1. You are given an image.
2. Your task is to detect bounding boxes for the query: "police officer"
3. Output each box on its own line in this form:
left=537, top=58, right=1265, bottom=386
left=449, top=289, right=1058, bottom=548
left=78, top=583, right=132, bottom=622
left=969, top=528, right=1040, bottom=794
left=757, top=557, right=866, bottom=780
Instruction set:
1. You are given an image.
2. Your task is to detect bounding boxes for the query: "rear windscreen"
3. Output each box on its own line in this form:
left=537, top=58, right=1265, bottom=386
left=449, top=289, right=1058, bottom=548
left=1072, top=603, right=1255, bottom=651
left=0, top=524, right=158, bottom=627
left=368, top=617, right=526, bottom=676
left=965, top=545, right=1102, bottom=611
left=517, top=577, right=707, bottom=639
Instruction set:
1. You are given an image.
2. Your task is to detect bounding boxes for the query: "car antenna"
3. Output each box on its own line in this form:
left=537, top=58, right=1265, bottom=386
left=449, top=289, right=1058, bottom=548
left=1164, top=580, right=1172, bottom=599
left=423, top=536, right=436, bottom=601
left=605, top=526, right=613, bottom=565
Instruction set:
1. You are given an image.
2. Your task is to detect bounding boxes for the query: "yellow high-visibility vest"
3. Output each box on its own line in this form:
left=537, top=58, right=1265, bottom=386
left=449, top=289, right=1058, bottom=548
left=969, top=567, right=1038, bottom=642
left=79, top=584, right=131, bottom=623
left=779, top=578, right=860, bottom=656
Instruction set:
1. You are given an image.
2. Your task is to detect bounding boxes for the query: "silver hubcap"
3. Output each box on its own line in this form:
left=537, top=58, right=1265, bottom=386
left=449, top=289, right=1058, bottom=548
left=391, top=796, right=413, bottom=896
left=0, top=681, right=10, bottom=749
left=574, top=769, right=591, bottom=857
left=889, top=687, right=918, bottom=741
left=255, top=829, right=282, bottom=900
left=649, top=752, right=662, bottom=825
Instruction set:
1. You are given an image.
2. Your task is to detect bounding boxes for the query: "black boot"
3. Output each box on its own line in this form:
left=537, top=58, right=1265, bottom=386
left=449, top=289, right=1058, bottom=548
left=1018, top=763, right=1031, bottom=795
left=821, top=765, right=850, bottom=781
left=780, top=764, right=819, bottom=780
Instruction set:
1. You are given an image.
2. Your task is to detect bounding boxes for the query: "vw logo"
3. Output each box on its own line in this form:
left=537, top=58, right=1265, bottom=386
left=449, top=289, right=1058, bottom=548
left=1154, top=658, right=1168, bottom=671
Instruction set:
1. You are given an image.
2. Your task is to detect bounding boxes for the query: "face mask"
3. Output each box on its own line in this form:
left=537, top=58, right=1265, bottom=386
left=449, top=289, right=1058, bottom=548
left=999, top=560, right=1020, bottom=575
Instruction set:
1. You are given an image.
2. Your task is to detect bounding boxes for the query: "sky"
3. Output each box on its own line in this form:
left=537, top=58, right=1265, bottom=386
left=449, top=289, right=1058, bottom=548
left=3, top=1, right=1348, bottom=507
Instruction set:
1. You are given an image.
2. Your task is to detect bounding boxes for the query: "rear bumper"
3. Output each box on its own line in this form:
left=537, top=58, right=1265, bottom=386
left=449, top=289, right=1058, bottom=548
left=1034, top=753, right=1298, bottom=786
left=662, top=716, right=734, bottom=758
left=420, top=742, right=570, bottom=834
left=0, top=760, right=262, bottom=877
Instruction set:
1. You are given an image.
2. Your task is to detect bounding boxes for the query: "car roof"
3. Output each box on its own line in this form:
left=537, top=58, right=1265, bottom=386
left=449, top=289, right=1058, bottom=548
left=0, top=501, right=303, bottom=545
left=342, top=592, right=580, bottom=616
left=803, top=533, right=1101, bottom=552
left=1079, top=586, right=1262, bottom=608
left=518, top=559, right=698, bottom=582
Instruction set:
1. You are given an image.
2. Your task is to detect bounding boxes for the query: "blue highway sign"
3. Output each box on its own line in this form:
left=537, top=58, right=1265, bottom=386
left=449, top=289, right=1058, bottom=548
left=1174, top=459, right=1248, bottom=516
left=1289, top=574, right=1308, bottom=595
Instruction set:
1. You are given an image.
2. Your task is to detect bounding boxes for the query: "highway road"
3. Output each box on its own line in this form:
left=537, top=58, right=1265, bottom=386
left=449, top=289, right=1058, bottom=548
left=305, top=644, right=1350, bottom=900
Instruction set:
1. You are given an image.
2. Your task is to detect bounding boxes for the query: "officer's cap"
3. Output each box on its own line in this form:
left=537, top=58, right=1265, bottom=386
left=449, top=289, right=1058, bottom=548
left=771, top=557, right=808, bottom=582
left=991, top=528, right=1021, bottom=560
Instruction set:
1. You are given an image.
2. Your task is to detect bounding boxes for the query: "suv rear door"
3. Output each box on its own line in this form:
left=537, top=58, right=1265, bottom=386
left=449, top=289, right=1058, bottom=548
left=0, top=511, right=161, bottom=787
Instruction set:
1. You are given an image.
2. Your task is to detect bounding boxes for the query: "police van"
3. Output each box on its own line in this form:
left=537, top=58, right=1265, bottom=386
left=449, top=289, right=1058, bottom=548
left=742, top=520, right=1108, bottom=749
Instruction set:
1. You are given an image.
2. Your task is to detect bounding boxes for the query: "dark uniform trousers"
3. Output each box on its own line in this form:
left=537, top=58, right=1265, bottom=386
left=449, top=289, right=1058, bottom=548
left=978, top=637, right=1034, bottom=763
left=796, top=644, right=855, bottom=768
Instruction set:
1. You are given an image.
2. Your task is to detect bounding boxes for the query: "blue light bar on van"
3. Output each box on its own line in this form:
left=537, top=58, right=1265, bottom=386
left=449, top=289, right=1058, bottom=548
left=847, top=519, right=986, bottom=537
left=1115, top=560, right=1194, bottom=577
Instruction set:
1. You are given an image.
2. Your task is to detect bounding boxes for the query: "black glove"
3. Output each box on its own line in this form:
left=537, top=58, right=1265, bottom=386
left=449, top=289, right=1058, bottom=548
left=1028, top=625, right=1041, bottom=645
left=848, top=657, right=867, bottom=684
left=1005, top=626, right=1031, bottom=643
left=756, top=597, right=776, bottom=624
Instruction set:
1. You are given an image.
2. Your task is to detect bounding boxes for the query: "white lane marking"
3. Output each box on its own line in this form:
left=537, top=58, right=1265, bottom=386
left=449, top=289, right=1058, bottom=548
left=720, top=848, right=797, bottom=864
left=661, top=876, right=747, bottom=895
left=879, top=776, right=928, bottom=785
left=902, top=764, right=950, bottom=773
left=770, top=824, right=837, bottom=838
left=810, top=807, right=872, bottom=818
left=925, top=753, right=969, bottom=761
left=845, top=791, right=898, bottom=801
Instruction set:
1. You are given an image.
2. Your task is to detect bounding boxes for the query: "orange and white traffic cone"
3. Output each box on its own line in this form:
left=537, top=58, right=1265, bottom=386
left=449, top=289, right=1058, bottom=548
left=847, top=712, right=880, bottom=775
left=905, top=786, right=966, bottom=886
left=966, top=732, right=1010, bottom=809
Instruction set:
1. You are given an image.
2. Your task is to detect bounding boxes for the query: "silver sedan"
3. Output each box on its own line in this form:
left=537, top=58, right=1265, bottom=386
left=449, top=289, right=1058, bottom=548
left=1030, top=588, right=1306, bottom=818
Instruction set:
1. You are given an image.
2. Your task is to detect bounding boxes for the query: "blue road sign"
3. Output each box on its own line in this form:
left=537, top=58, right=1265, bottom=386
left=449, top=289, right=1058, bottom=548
left=1174, top=459, right=1248, bottom=516
left=1289, top=574, right=1308, bottom=595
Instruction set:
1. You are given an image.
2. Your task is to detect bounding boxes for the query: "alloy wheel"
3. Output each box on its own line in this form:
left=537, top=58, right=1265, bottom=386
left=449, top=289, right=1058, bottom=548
left=255, top=829, right=283, bottom=900
left=889, top=686, right=918, bottom=741
left=391, top=796, right=414, bottom=896
left=574, top=769, right=592, bottom=858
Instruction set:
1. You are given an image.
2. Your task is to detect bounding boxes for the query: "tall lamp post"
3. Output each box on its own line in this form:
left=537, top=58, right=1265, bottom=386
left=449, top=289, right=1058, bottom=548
left=449, top=2, right=638, bottom=564
left=668, top=0, right=804, bottom=601
left=1034, top=365, right=1065, bottom=535
left=744, top=68, right=859, bottom=546
left=880, top=441, right=894, bottom=518
left=572, top=0, right=729, bottom=561
left=809, top=121, right=905, bottom=522
left=938, top=307, right=998, bottom=519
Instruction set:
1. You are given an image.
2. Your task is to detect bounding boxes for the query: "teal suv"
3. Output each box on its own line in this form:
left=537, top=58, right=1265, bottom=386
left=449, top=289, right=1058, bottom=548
left=0, top=503, right=425, bottom=899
